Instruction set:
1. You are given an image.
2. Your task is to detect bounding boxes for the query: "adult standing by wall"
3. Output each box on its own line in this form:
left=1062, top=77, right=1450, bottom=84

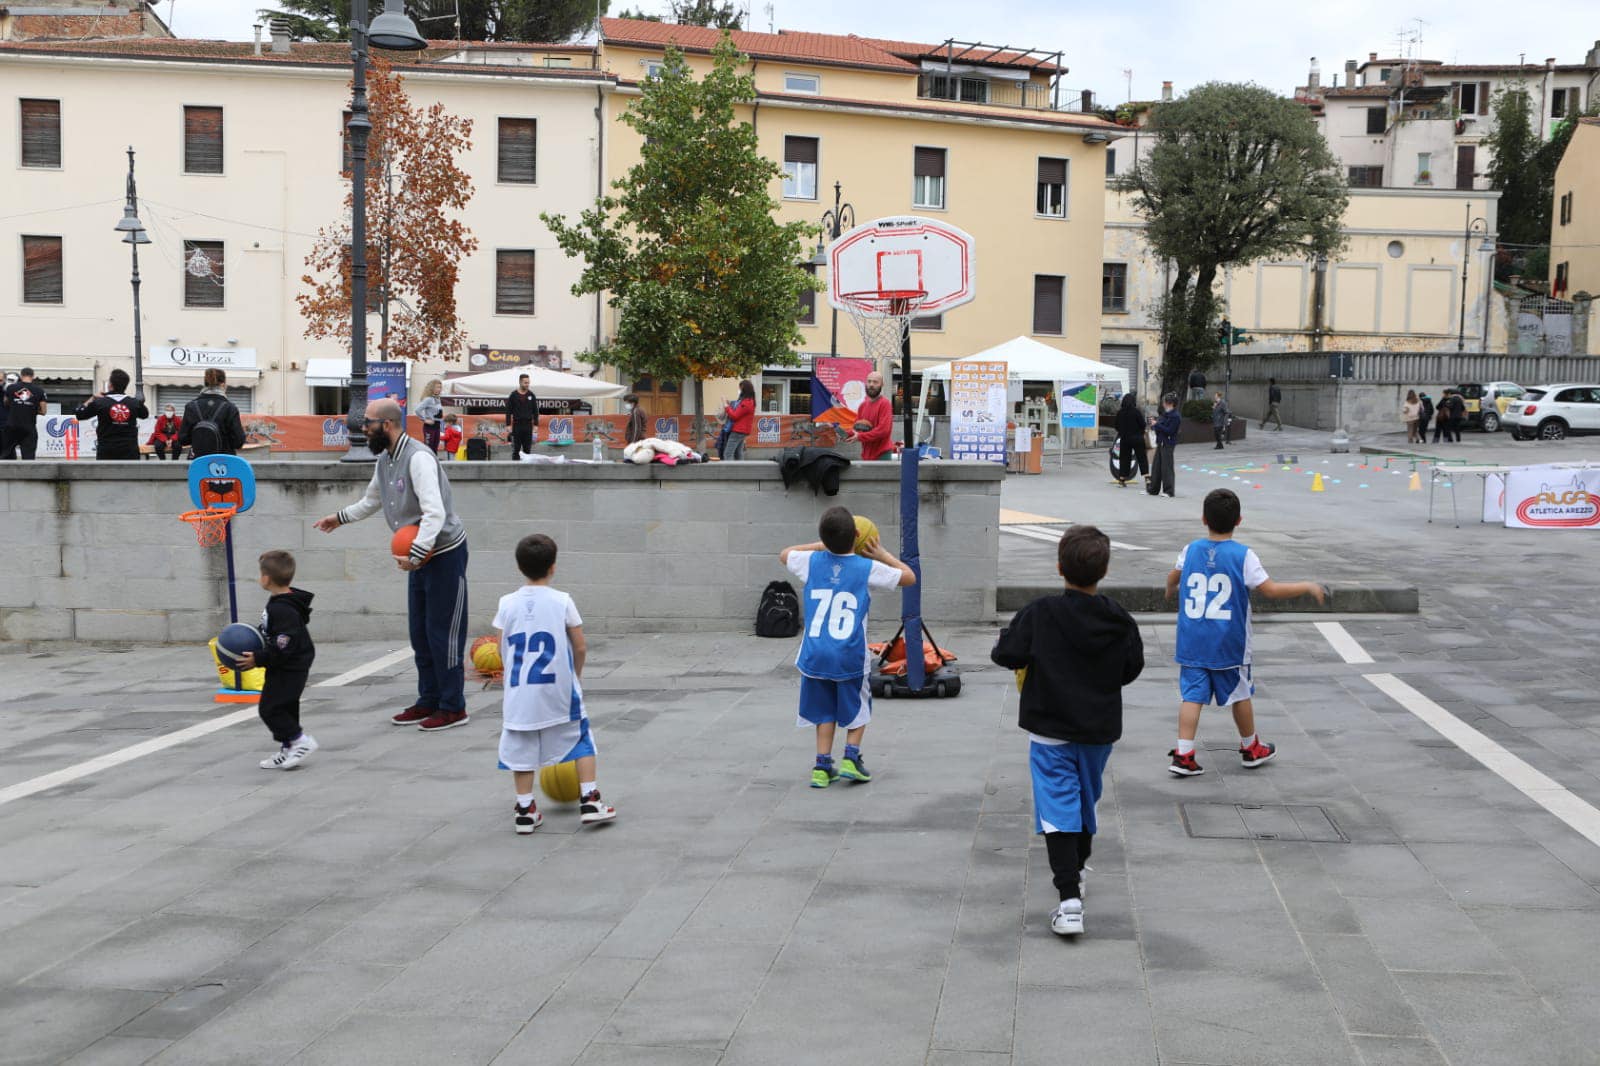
left=1188, top=368, right=1207, bottom=402
left=313, top=398, right=470, bottom=732
left=849, top=370, right=894, bottom=460
left=1417, top=392, right=1435, bottom=444
left=1401, top=390, right=1422, bottom=444
left=1443, top=389, right=1466, bottom=443
left=180, top=367, right=246, bottom=457
left=623, top=393, right=648, bottom=445
left=1262, top=377, right=1283, bottom=431
left=148, top=403, right=182, bottom=459
left=3, top=367, right=47, bottom=460
left=1148, top=393, right=1180, bottom=498
left=1211, top=391, right=1230, bottom=450
left=1113, top=393, right=1149, bottom=488
left=416, top=380, right=444, bottom=454
left=75, top=369, right=148, bottom=460
left=723, top=380, right=756, bottom=460
left=506, top=373, right=539, bottom=459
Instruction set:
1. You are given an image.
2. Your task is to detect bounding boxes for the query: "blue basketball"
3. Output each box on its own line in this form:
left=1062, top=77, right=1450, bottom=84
left=216, top=622, right=265, bottom=666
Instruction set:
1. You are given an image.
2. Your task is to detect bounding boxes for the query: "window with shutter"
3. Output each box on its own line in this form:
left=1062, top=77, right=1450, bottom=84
left=1366, top=107, right=1386, bottom=134
left=496, top=250, right=536, bottom=315
left=498, top=118, right=537, bottom=184
left=20, top=99, right=61, bottom=168
left=782, top=136, right=818, bottom=199
left=1036, top=157, right=1067, bottom=217
left=797, top=264, right=816, bottom=324
left=1032, top=274, right=1064, bottom=335
left=910, top=313, right=943, bottom=331
left=1477, top=81, right=1489, bottom=115
left=913, top=146, right=946, bottom=209
left=1105, top=148, right=1116, bottom=177
left=22, top=235, right=63, bottom=304
left=1102, top=263, right=1127, bottom=313
left=183, top=106, right=224, bottom=174
left=183, top=240, right=225, bottom=308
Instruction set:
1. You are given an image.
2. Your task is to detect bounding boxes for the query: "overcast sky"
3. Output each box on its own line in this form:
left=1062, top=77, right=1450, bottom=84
left=160, top=0, right=1592, bottom=103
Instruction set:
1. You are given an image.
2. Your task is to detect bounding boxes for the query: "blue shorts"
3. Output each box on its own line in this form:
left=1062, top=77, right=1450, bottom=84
left=1179, top=665, right=1255, bottom=706
left=797, top=674, right=871, bottom=729
left=497, top=718, right=595, bottom=772
left=1030, top=740, right=1112, bottom=835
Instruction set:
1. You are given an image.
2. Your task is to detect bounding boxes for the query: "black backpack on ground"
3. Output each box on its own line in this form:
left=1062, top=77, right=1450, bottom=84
left=756, top=580, right=801, bottom=638
left=466, top=437, right=489, bottom=461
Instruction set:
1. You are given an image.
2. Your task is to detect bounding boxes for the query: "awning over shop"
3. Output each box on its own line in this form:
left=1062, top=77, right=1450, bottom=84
left=141, top=368, right=261, bottom=385
left=305, top=358, right=352, bottom=387
left=21, top=366, right=96, bottom=382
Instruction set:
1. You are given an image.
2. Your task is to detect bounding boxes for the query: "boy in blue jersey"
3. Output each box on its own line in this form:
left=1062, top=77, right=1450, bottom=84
left=780, top=506, right=916, bottom=788
left=1165, top=489, right=1327, bottom=776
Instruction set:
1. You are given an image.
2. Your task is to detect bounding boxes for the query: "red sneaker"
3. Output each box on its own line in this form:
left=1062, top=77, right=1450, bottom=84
left=391, top=705, right=432, bottom=726
left=417, top=710, right=469, bottom=732
left=1167, top=749, right=1205, bottom=777
left=1240, top=739, right=1277, bottom=768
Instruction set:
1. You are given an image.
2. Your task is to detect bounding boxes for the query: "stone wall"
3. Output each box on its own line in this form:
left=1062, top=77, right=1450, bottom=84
left=0, top=459, right=1002, bottom=642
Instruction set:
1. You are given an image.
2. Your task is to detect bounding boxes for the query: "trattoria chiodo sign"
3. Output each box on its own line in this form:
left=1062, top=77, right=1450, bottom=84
left=1504, top=466, right=1600, bottom=529
left=148, top=346, right=259, bottom=370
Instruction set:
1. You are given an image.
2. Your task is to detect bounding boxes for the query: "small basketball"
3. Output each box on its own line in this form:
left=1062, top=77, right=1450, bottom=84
left=539, top=761, right=582, bottom=803
left=853, top=515, right=879, bottom=555
left=216, top=622, right=265, bottom=666
left=852, top=419, right=873, bottom=434
left=471, top=639, right=502, bottom=675
left=390, top=523, right=432, bottom=562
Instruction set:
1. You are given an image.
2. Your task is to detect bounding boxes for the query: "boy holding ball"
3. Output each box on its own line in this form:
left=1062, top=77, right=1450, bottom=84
left=239, top=550, right=318, bottom=771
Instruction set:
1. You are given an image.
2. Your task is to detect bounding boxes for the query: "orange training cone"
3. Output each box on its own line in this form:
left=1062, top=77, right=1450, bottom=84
left=1311, top=472, right=1326, bottom=492
left=1408, top=471, right=1421, bottom=491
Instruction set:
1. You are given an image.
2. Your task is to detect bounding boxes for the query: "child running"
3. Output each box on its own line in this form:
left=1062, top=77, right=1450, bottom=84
left=780, top=506, right=915, bottom=788
left=493, top=533, right=616, bottom=833
left=991, top=525, right=1143, bottom=937
left=1165, top=489, right=1327, bottom=776
left=240, top=550, right=317, bottom=770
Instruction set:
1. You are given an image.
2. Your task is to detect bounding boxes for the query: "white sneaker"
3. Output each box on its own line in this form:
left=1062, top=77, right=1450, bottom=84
left=1051, top=899, right=1084, bottom=937
left=259, top=746, right=291, bottom=770
left=277, top=733, right=318, bottom=770
left=579, top=790, right=617, bottom=825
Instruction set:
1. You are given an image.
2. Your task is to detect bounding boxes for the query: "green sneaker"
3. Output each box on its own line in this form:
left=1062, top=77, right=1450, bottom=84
left=839, top=754, right=872, bottom=782
left=810, top=764, right=839, bottom=788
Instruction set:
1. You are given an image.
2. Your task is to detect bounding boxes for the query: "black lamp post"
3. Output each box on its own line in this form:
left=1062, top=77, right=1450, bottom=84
left=810, top=181, right=855, bottom=358
left=113, top=147, right=150, bottom=402
left=342, top=0, right=426, bottom=461
left=1457, top=204, right=1493, bottom=353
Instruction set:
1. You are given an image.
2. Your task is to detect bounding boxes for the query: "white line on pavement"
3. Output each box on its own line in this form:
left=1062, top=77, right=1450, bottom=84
left=0, top=646, right=412, bottom=808
left=1312, top=625, right=1600, bottom=851
left=1002, top=524, right=1149, bottom=551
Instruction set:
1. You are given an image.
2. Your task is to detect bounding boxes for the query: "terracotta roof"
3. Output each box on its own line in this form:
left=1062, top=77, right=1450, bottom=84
left=852, top=35, right=1065, bottom=73
left=1425, top=63, right=1595, bottom=74
left=1357, top=57, right=1440, bottom=69
left=1321, top=86, right=1392, bottom=98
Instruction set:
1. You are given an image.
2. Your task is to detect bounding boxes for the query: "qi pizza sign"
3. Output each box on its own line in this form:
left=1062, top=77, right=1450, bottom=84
left=1503, top=466, right=1600, bottom=530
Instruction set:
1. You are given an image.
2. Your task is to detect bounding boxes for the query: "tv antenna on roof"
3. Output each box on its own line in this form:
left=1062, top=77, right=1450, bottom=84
left=763, top=3, right=775, bottom=32
left=1122, top=68, right=1133, bottom=103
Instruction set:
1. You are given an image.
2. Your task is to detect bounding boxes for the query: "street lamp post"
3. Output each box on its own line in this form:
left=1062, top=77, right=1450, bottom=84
left=113, top=147, right=151, bottom=402
left=810, top=181, right=855, bottom=358
left=341, top=0, right=426, bottom=461
left=1458, top=203, right=1491, bottom=353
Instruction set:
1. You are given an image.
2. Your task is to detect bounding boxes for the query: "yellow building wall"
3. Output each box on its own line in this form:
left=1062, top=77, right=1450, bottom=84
left=1551, top=121, right=1600, bottom=296
left=603, top=44, right=914, bottom=103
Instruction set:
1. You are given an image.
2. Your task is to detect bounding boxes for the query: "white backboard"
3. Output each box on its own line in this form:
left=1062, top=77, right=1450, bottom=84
left=827, top=216, right=976, bottom=315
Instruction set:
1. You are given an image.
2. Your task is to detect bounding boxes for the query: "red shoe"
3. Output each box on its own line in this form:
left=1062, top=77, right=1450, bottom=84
left=417, top=710, right=469, bottom=732
left=1167, top=749, right=1205, bottom=777
left=391, top=705, right=432, bottom=726
left=1240, top=739, right=1277, bottom=768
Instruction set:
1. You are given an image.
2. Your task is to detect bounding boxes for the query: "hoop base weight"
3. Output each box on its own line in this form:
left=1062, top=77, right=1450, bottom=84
left=215, top=689, right=262, bottom=705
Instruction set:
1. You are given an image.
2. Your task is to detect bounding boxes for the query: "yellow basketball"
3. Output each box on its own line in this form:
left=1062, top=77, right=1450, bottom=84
left=853, top=515, right=880, bottom=556
left=1014, top=666, right=1028, bottom=693
left=470, top=637, right=501, bottom=675
left=539, top=761, right=582, bottom=803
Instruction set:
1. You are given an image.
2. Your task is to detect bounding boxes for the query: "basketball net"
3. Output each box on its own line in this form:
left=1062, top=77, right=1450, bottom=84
left=839, top=290, right=928, bottom=363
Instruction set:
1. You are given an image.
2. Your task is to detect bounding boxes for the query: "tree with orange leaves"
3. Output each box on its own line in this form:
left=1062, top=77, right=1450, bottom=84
left=299, top=57, right=478, bottom=363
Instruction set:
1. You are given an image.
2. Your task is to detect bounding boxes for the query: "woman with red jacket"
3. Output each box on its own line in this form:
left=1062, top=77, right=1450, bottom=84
left=148, top=403, right=182, bottom=460
left=722, top=379, right=756, bottom=460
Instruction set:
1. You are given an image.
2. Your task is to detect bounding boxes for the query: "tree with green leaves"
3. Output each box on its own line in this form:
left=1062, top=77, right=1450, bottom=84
left=1483, top=86, right=1545, bottom=251
left=257, top=0, right=606, bottom=43
left=1115, top=82, right=1347, bottom=394
left=543, top=37, right=815, bottom=444
left=615, top=1, right=744, bottom=27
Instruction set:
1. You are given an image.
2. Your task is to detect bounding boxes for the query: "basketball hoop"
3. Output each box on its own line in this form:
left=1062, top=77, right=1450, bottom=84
left=179, top=506, right=236, bottom=547
left=838, top=289, right=928, bottom=362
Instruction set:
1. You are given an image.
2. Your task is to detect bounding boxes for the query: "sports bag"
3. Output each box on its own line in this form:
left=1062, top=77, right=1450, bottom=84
left=466, top=437, right=490, bottom=461
left=755, top=580, right=801, bottom=638
left=189, top=395, right=228, bottom=457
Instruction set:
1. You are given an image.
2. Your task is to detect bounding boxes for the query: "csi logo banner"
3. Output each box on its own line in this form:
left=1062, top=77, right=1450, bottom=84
left=545, top=417, right=574, bottom=443
left=321, top=417, right=349, bottom=448
left=653, top=416, right=679, bottom=442
left=756, top=416, right=781, bottom=444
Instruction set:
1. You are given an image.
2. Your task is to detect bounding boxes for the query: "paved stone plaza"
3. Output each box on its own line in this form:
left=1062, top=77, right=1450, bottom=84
left=4, top=427, right=1600, bottom=1065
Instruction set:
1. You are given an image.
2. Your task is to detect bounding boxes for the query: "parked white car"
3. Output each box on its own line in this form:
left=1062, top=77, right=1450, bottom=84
left=1505, top=384, right=1600, bottom=440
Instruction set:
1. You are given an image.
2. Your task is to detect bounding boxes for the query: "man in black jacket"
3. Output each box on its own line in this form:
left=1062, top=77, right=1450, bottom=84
left=1188, top=368, right=1207, bottom=401
left=3, top=367, right=48, bottom=460
left=76, top=368, right=148, bottom=460
left=991, top=525, right=1143, bottom=937
left=506, top=373, right=539, bottom=459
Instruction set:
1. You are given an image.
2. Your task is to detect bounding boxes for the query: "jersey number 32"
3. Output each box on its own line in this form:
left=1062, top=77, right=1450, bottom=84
left=1182, top=573, right=1234, bottom=620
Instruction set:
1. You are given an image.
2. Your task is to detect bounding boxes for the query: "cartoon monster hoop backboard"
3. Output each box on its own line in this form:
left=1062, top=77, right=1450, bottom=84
left=827, top=216, right=976, bottom=315
left=187, top=454, right=257, bottom=513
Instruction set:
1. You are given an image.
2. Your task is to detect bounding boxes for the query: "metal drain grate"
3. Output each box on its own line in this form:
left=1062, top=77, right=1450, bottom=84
left=1179, top=802, right=1348, bottom=843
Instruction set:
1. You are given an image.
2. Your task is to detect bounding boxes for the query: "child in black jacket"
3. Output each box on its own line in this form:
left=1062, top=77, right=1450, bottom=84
left=991, top=525, right=1144, bottom=937
left=238, top=550, right=318, bottom=770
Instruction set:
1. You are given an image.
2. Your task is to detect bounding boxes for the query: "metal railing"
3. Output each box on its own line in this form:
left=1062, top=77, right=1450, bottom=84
left=917, top=73, right=1059, bottom=111
left=1227, top=351, right=1599, bottom=385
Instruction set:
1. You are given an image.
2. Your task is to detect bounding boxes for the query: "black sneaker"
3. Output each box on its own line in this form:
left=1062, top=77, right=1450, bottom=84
left=579, top=790, right=616, bottom=825
left=514, top=801, right=542, bottom=835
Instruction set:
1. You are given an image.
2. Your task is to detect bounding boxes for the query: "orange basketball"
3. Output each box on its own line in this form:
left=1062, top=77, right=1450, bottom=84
left=390, top=523, right=431, bottom=562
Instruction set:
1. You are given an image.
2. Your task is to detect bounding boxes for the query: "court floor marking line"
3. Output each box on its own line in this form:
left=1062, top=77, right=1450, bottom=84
left=0, top=646, right=412, bottom=809
left=1002, top=524, right=1150, bottom=552
left=1314, top=623, right=1600, bottom=850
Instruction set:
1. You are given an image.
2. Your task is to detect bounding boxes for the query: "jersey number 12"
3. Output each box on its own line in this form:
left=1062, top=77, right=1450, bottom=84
left=505, top=631, right=557, bottom=687
left=1182, top=573, right=1234, bottom=620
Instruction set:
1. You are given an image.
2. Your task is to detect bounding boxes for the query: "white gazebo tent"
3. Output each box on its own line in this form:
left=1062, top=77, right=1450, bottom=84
left=916, top=336, right=1130, bottom=457
left=442, top=363, right=627, bottom=402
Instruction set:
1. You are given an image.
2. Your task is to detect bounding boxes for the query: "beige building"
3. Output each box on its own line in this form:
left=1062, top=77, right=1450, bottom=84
left=1551, top=117, right=1600, bottom=298
left=0, top=31, right=610, bottom=414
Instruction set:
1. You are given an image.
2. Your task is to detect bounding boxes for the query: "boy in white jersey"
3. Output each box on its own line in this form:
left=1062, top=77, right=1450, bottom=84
left=780, top=506, right=915, bottom=788
left=1165, top=489, right=1327, bottom=777
left=493, top=533, right=617, bottom=832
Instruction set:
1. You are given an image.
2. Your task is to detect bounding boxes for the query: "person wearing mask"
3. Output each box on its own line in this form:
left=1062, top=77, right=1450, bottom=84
left=76, top=369, right=149, bottom=461
left=723, top=380, right=756, bottom=460
left=1113, top=393, right=1149, bottom=489
left=180, top=367, right=246, bottom=457
left=849, top=370, right=894, bottom=461
left=623, top=393, right=648, bottom=445
left=148, top=403, right=183, bottom=460
left=3, top=367, right=48, bottom=460
left=505, top=373, right=539, bottom=460
left=1148, top=393, right=1180, bottom=498
left=416, top=380, right=444, bottom=454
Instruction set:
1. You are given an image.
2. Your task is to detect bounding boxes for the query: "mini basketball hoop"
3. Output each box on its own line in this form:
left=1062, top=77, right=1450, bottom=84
left=838, top=289, right=928, bottom=362
left=179, top=505, right=237, bottom=548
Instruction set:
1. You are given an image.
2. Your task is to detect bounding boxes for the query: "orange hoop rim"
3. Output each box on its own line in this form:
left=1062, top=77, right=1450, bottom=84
left=839, top=289, right=928, bottom=317
left=179, top=505, right=237, bottom=546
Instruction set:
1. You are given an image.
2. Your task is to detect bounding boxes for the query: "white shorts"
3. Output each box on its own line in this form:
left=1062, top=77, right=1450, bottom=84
left=497, top=718, right=595, bottom=772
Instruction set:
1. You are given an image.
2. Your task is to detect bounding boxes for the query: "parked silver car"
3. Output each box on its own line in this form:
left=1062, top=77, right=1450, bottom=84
left=1504, top=384, right=1600, bottom=440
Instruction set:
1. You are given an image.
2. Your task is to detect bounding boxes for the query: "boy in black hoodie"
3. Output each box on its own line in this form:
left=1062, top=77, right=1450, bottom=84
left=237, top=550, right=318, bottom=770
left=991, top=525, right=1144, bottom=937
